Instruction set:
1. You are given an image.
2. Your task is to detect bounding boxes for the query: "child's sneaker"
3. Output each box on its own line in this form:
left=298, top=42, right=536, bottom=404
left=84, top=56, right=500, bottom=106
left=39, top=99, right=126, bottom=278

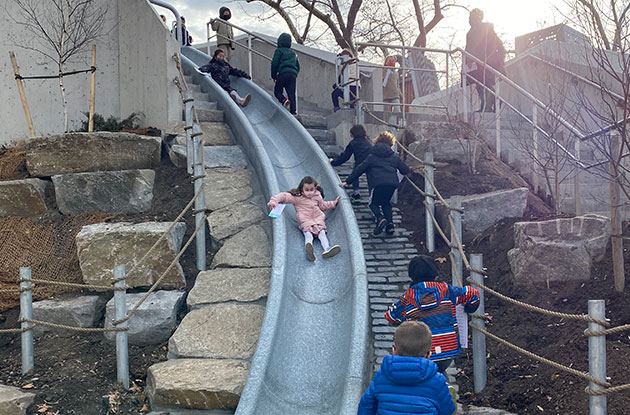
left=241, top=94, right=252, bottom=107
left=322, top=245, right=341, bottom=259
left=373, top=218, right=387, bottom=235
left=305, top=242, right=315, bottom=262
left=350, top=193, right=361, bottom=205
left=283, top=99, right=291, bottom=110
left=385, top=223, right=395, bottom=235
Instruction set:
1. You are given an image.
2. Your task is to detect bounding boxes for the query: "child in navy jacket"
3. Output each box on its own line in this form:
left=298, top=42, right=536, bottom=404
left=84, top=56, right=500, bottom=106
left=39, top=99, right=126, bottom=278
left=330, top=124, right=372, bottom=204
left=358, top=321, right=455, bottom=415
left=385, top=255, right=480, bottom=373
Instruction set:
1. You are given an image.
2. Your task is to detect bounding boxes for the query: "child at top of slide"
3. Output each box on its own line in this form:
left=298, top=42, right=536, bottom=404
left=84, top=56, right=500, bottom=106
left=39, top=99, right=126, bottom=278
left=268, top=176, right=341, bottom=262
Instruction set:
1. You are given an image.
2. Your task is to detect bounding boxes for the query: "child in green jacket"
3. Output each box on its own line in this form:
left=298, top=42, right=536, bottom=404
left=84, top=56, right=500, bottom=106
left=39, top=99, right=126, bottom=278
left=271, top=33, right=300, bottom=115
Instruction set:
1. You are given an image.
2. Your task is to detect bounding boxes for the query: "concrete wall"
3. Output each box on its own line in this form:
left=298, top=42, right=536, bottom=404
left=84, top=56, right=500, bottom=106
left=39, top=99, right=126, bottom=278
left=0, top=0, right=181, bottom=145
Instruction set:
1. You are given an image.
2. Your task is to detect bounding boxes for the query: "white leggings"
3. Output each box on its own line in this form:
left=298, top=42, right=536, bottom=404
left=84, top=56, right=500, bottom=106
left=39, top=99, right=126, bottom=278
left=230, top=90, right=245, bottom=102
left=303, top=230, right=330, bottom=250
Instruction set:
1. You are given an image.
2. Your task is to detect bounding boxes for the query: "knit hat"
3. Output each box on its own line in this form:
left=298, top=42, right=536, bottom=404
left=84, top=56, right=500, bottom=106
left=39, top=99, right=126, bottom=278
left=408, top=255, right=438, bottom=283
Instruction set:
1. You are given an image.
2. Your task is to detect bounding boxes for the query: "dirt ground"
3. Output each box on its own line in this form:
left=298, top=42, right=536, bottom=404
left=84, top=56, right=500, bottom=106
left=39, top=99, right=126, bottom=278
left=0, top=143, right=212, bottom=414
left=398, top=145, right=630, bottom=414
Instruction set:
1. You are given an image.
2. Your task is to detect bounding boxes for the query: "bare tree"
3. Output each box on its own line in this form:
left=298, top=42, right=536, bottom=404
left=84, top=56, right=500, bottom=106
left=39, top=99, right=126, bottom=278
left=561, top=0, right=630, bottom=291
left=9, top=0, right=108, bottom=132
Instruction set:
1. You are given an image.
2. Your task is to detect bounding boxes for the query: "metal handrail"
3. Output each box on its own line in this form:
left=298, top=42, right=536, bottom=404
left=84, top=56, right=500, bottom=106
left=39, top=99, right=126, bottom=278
left=149, top=0, right=181, bottom=47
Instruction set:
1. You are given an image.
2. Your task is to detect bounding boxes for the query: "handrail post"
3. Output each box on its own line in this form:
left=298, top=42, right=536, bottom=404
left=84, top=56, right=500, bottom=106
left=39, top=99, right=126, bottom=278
left=341, top=54, right=350, bottom=105
left=450, top=195, right=463, bottom=286
left=495, top=82, right=501, bottom=158
left=112, top=264, right=129, bottom=389
left=401, top=46, right=406, bottom=128
left=588, top=299, right=606, bottom=415
left=19, top=267, right=34, bottom=375
left=462, top=53, right=468, bottom=123
left=185, top=91, right=194, bottom=175
left=574, top=138, right=582, bottom=215
left=247, top=34, right=253, bottom=78
left=532, top=104, right=539, bottom=192
left=206, top=22, right=211, bottom=56
left=471, top=254, right=486, bottom=393
left=192, top=123, right=207, bottom=271
left=445, top=52, right=450, bottom=89
left=424, top=152, right=435, bottom=253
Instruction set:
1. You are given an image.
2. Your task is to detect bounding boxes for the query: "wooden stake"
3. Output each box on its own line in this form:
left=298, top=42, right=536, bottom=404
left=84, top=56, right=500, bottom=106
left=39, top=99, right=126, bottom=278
left=9, top=52, right=36, bottom=138
left=88, top=44, right=96, bottom=132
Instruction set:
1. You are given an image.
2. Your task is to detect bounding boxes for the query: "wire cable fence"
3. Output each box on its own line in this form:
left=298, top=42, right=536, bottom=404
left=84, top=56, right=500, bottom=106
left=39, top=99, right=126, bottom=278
left=391, top=140, right=630, bottom=406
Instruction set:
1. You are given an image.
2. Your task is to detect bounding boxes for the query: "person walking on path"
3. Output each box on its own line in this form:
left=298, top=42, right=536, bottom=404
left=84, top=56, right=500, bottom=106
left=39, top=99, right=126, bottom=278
left=331, top=49, right=360, bottom=111
left=385, top=255, right=480, bottom=374
left=329, top=124, right=372, bottom=205
left=340, top=131, right=409, bottom=236
left=358, top=321, right=456, bottom=415
left=211, top=6, right=235, bottom=61
left=464, top=8, right=506, bottom=112
left=271, top=33, right=300, bottom=115
left=199, top=49, right=252, bottom=107
left=268, top=176, right=341, bottom=261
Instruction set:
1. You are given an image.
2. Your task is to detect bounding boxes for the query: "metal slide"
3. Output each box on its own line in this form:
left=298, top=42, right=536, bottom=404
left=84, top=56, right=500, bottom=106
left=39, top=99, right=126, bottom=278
left=181, top=47, right=370, bottom=415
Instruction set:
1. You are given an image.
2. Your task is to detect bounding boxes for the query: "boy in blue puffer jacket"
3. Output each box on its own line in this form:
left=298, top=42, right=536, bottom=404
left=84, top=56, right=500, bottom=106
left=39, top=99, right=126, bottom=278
left=271, top=33, right=300, bottom=115
left=358, top=321, right=455, bottom=415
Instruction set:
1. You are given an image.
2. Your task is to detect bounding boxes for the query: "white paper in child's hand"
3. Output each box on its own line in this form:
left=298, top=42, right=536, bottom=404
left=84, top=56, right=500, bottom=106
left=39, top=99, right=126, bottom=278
left=456, top=304, right=468, bottom=348
left=268, top=203, right=286, bottom=218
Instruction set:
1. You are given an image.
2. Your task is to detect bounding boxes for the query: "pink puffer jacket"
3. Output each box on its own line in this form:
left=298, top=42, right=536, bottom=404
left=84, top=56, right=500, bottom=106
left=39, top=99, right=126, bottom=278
left=269, top=191, right=336, bottom=233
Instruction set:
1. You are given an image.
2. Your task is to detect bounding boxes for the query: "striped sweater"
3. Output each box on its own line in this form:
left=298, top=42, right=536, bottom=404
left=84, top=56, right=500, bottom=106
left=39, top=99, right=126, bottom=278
left=385, top=281, right=480, bottom=361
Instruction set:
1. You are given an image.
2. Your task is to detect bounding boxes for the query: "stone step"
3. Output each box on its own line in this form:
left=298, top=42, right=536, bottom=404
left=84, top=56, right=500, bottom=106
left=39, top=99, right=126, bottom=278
left=195, top=100, right=218, bottom=111
left=169, top=121, right=233, bottom=146
left=196, top=108, right=224, bottom=123
left=297, top=112, right=327, bottom=128
left=320, top=144, right=344, bottom=158
left=307, top=128, right=336, bottom=143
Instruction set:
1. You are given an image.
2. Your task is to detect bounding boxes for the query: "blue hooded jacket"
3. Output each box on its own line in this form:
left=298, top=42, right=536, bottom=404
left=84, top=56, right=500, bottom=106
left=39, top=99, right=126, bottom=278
left=358, top=355, right=455, bottom=415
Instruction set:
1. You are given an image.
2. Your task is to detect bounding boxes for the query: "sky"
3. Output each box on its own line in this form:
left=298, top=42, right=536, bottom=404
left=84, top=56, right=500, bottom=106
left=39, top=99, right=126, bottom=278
left=156, top=0, right=570, bottom=54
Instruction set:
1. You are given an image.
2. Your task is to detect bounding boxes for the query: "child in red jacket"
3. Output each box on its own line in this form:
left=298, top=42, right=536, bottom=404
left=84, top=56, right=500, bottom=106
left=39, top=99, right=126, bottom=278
left=385, top=255, right=479, bottom=373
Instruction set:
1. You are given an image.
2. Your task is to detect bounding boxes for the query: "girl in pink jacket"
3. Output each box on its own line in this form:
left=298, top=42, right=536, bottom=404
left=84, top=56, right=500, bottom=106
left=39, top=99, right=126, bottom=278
left=268, top=176, right=341, bottom=261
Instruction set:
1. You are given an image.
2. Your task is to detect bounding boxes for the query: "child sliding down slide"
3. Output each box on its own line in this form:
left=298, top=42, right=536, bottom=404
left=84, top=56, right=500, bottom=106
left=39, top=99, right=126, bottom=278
left=268, top=176, right=341, bottom=261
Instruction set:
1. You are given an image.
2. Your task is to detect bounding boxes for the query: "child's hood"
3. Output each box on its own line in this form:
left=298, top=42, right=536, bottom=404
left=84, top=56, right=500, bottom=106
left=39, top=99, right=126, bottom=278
left=380, top=355, right=438, bottom=385
left=371, top=142, right=395, bottom=158
left=408, top=282, right=445, bottom=311
left=277, top=33, right=292, bottom=48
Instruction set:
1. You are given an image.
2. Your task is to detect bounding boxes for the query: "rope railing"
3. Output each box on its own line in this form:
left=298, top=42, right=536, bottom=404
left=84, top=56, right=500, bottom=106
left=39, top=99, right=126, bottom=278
left=19, top=318, right=128, bottom=332
left=18, top=278, right=127, bottom=292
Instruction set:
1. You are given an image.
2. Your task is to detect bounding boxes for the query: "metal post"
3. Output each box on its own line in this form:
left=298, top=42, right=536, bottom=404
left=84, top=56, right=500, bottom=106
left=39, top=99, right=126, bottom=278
left=495, top=82, right=501, bottom=158
left=247, top=34, right=253, bottom=78
left=450, top=195, right=463, bottom=286
left=462, top=53, right=468, bottom=123
left=408, top=54, right=420, bottom=99
left=445, top=52, right=450, bottom=89
left=574, top=138, right=582, bottom=215
left=357, top=100, right=364, bottom=125
left=471, top=254, right=486, bottom=393
left=341, top=54, right=350, bottom=104
left=185, top=91, right=194, bottom=175
left=19, top=267, right=34, bottom=375
left=401, top=46, right=406, bottom=128
left=192, top=124, right=207, bottom=271
left=532, top=104, right=539, bottom=192
left=207, top=23, right=211, bottom=56
left=112, top=265, right=129, bottom=389
left=424, top=152, right=435, bottom=253
left=588, top=300, right=606, bottom=415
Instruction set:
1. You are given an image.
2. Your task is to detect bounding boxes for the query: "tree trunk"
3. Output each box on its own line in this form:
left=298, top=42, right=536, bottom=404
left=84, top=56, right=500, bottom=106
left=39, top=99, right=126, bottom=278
left=58, top=67, right=68, bottom=132
left=610, top=132, right=625, bottom=292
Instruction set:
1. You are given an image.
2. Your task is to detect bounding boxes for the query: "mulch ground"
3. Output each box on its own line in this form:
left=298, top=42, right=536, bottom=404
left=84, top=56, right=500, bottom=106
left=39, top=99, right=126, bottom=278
left=397, top=144, right=630, bottom=415
left=0, top=142, right=213, bottom=414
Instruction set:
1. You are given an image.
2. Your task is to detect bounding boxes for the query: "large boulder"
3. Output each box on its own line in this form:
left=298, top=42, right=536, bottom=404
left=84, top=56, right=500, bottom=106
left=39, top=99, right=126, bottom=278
left=168, top=303, right=265, bottom=360
left=104, top=290, right=185, bottom=345
left=168, top=121, right=232, bottom=146
left=169, top=145, right=248, bottom=169
left=211, top=225, right=271, bottom=268
left=406, top=121, right=478, bottom=167
left=147, top=359, right=248, bottom=411
left=0, top=179, right=48, bottom=217
left=436, top=188, right=529, bottom=239
left=25, top=132, right=161, bottom=177
left=203, top=167, right=252, bottom=211
left=76, top=222, right=186, bottom=289
left=508, top=214, right=611, bottom=283
left=0, top=384, right=35, bottom=415
left=52, top=169, right=154, bottom=215
left=187, top=268, right=270, bottom=309
left=32, top=295, right=102, bottom=337
left=207, top=202, right=267, bottom=241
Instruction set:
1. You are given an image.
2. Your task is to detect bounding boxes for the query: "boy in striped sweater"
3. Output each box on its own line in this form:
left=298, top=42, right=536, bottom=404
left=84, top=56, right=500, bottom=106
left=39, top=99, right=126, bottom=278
left=385, top=255, right=480, bottom=373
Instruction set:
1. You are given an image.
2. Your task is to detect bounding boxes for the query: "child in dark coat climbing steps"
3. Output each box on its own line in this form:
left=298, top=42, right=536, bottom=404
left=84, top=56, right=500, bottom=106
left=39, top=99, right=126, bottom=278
left=271, top=33, right=300, bottom=115
left=329, top=124, right=372, bottom=204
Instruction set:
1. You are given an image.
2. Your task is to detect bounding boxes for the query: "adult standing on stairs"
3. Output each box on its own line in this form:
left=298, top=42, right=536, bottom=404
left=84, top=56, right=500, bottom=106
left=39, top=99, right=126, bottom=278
left=464, top=8, right=506, bottom=113
left=271, top=33, right=300, bottom=115
left=211, top=7, right=235, bottom=62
